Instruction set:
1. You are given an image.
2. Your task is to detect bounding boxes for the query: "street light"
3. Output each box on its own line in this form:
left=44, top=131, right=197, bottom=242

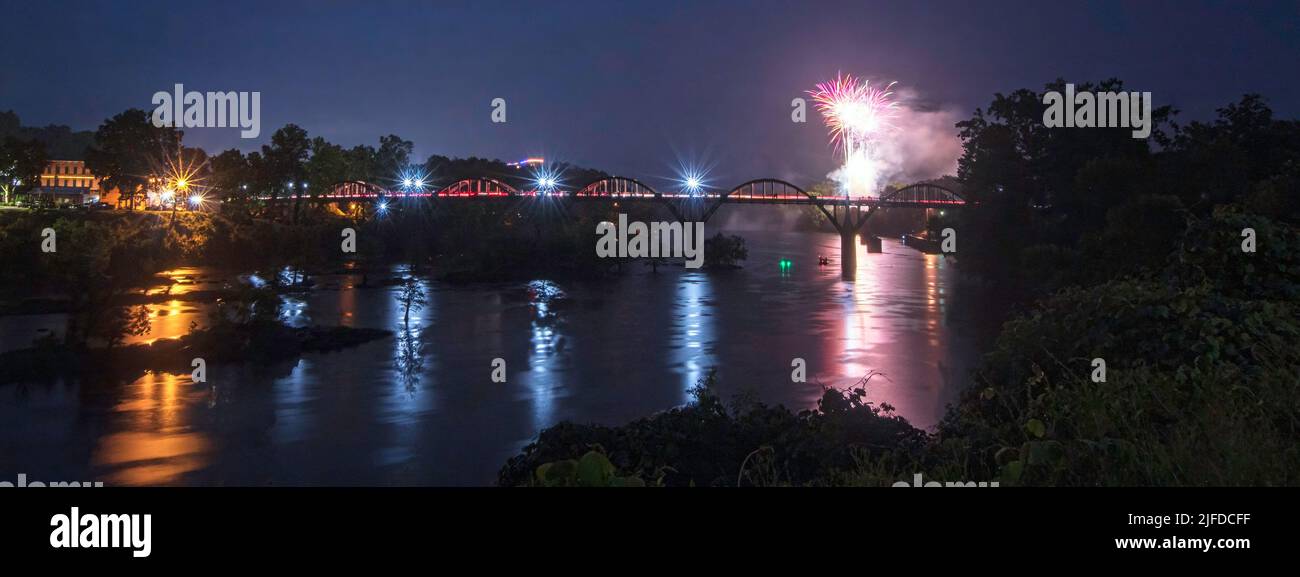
left=532, top=165, right=562, bottom=195
left=398, top=170, right=428, bottom=194
left=676, top=165, right=709, bottom=196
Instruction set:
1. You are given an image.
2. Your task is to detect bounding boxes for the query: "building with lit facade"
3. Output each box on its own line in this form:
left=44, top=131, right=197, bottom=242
left=33, top=159, right=108, bottom=205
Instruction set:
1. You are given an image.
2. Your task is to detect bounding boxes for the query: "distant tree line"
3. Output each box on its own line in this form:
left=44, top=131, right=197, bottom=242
left=1, top=107, right=615, bottom=217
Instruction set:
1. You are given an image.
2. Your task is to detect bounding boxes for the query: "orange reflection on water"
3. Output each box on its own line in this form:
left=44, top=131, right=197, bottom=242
left=91, top=371, right=211, bottom=486
left=146, top=267, right=207, bottom=296
left=337, top=282, right=356, bottom=327
left=125, top=299, right=205, bottom=346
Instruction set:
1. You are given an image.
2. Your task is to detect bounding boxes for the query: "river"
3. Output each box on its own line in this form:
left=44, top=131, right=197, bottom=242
left=0, top=231, right=981, bottom=486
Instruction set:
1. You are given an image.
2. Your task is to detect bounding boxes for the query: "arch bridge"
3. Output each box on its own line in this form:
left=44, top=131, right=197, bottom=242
left=292, top=177, right=967, bottom=278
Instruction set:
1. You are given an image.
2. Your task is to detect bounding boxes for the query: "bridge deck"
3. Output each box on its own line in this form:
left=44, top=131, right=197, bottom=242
left=277, top=191, right=964, bottom=208
left=262, top=178, right=966, bottom=209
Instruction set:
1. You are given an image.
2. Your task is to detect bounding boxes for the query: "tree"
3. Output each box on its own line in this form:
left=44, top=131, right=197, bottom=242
left=46, top=218, right=156, bottom=348
left=245, top=150, right=275, bottom=216
left=209, top=148, right=252, bottom=213
left=306, top=137, right=347, bottom=203
left=375, top=134, right=413, bottom=184
left=703, top=233, right=748, bottom=269
left=952, top=79, right=1174, bottom=298
left=0, top=136, right=47, bottom=205
left=84, top=109, right=180, bottom=210
left=398, top=275, right=427, bottom=330
left=1162, top=94, right=1300, bottom=214
left=261, top=124, right=311, bottom=218
left=344, top=145, right=378, bottom=183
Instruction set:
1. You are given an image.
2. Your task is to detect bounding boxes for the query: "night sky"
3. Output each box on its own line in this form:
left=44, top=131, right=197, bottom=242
left=2, top=0, right=1298, bottom=186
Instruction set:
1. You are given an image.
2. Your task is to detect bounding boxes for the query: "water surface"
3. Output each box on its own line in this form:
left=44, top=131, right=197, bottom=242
left=0, top=232, right=979, bottom=486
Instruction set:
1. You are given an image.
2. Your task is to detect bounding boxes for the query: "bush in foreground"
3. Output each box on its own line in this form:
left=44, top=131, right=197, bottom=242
left=499, top=373, right=929, bottom=487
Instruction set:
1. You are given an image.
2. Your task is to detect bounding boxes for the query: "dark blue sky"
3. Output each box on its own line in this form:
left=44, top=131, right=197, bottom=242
left=2, top=0, right=1298, bottom=185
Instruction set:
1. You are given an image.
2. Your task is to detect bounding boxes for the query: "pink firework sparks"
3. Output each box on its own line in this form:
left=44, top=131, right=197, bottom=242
left=808, top=73, right=898, bottom=157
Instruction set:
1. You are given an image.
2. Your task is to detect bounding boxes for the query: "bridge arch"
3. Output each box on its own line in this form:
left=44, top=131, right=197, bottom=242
left=572, top=176, right=660, bottom=198
left=436, top=177, right=520, bottom=198
left=877, top=183, right=966, bottom=205
left=719, top=178, right=819, bottom=202
left=698, top=178, right=837, bottom=225
left=323, top=181, right=390, bottom=199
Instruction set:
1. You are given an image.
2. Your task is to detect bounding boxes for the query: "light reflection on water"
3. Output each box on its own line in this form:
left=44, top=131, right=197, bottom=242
left=0, top=233, right=979, bottom=486
left=91, top=371, right=212, bottom=486
left=672, top=273, right=715, bottom=403
left=523, top=280, right=564, bottom=429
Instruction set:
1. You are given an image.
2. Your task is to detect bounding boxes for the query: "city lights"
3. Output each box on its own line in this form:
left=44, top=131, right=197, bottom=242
left=507, top=157, right=545, bottom=168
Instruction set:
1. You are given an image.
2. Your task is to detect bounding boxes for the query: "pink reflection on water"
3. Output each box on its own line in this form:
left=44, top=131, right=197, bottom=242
left=814, top=237, right=955, bottom=429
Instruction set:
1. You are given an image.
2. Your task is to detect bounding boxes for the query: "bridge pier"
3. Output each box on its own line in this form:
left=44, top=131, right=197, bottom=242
left=840, top=227, right=857, bottom=280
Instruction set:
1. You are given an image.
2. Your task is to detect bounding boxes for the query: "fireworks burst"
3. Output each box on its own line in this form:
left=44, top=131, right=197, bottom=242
left=808, top=73, right=899, bottom=197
